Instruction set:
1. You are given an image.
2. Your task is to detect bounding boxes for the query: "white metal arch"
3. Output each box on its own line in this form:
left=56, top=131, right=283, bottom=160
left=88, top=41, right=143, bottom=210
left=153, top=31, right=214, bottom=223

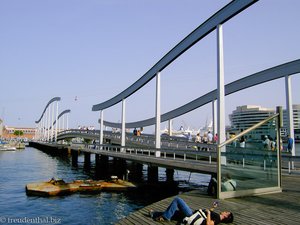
left=102, top=59, right=300, bottom=129
left=92, top=0, right=258, bottom=112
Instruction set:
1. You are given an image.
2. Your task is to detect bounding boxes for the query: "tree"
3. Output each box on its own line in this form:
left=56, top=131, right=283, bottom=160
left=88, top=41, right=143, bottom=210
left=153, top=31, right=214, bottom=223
left=14, top=130, right=24, bottom=136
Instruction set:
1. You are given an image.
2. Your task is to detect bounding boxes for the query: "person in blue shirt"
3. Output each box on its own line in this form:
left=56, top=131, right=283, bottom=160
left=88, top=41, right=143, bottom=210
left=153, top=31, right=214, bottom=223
left=287, top=135, right=293, bottom=153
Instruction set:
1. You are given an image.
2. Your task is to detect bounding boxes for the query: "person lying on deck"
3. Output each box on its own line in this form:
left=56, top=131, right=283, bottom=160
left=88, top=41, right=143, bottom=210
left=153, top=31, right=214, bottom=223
left=149, top=196, right=234, bottom=225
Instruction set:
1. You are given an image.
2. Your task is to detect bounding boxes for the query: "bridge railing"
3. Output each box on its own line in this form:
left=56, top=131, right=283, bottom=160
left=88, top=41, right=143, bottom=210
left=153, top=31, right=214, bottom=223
left=69, top=142, right=218, bottom=174
left=58, top=129, right=218, bottom=151
left=57, top=127, right=298, bottom=176
left=217, top=107, right=283, bottom=199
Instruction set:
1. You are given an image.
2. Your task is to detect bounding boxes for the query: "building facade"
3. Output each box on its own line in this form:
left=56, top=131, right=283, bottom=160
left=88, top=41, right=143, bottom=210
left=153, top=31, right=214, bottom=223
left=228, top=105, right=276, bottom=140
left=283, top=104, right=300, bottom=140
left=1, top=126, right=36, bottom=140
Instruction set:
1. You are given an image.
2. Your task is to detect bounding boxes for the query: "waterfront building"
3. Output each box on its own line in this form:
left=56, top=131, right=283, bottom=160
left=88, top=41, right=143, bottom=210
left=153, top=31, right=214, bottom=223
left=1, top=126, right=35, bottom=140
left=283, top=104, right=300, bottom=140
left=228, top=105, right=276, bottom=140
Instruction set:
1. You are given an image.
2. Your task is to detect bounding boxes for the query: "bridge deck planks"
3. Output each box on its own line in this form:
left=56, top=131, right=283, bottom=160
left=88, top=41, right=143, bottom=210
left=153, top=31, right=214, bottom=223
left=116, top=174, right=300, bottom=225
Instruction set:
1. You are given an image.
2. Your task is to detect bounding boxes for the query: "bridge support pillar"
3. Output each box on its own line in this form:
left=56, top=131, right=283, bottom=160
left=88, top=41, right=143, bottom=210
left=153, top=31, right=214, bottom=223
left=129, top=162, right=144, bottom=182
left=95, top=154, right=109, bottom=179
left=71, top=150, right=78, bottom=167
left=84, top=152, right=91, bottom=168
left=113, top=158, right=127, bottom=179
left=148, top=165, right=158, bottom=183
left=95, top=154, right=99, bottom=162
left=166, top=168, right=174, bottom=183
left=84, top=152, right=91, bottom=163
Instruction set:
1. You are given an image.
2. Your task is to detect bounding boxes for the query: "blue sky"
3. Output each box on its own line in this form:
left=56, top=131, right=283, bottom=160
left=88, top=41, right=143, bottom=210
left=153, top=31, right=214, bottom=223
left=0, top=0, right=299, bottom=132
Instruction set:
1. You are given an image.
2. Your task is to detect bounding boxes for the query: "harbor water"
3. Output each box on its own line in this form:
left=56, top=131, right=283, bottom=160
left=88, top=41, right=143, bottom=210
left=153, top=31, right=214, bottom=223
left=0, top=147, right=210, bottom=225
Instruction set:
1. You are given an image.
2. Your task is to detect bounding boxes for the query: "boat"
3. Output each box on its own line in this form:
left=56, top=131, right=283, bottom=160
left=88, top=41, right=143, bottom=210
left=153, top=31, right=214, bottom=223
left=0, top=144, right=16, bottom=151
left=25, top=176, right=136, bottom=196
left=15, top=142, right=26, bottom=149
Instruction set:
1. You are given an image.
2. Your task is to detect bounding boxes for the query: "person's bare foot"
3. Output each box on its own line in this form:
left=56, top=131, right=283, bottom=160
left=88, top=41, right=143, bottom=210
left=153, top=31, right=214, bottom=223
left=155, top=216, right=165, bottom=222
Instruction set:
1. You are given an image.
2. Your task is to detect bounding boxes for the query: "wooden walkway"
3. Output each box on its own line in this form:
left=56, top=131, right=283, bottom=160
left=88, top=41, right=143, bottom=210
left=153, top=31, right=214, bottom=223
left=116, top=174, right=300, bottom=225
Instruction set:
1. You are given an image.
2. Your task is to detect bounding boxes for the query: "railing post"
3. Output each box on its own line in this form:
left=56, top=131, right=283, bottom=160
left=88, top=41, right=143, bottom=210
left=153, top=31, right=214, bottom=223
left=168, top=119, right=173, bottom=136
left=155, top=72, right=161, bottom=157
left=66, top=113, right=69, bottom=130
left=212, top=99, right=217, bottom=138
left=47, top=106, right=50, bottom=142
left=121, top=99, right=126, bottom=150
left=99, top=110, right=104, bottom=148
left=41, top=117, right=43, bottom=141
left=58, top=111, right=60, bottom=139
left=55, top=101, right=59, bottom=143
left=62, top=113, right=65, bottom=131
left=217, top=23, right=226, bottom=199
left=51, top=103, right=54, bottom=142
left=217, top=23, right=226, bottom=154
left=43, top=115, right=46, bottom=141
left=277, top=106, right=283, bottom=185
left=285, top=76, right=295, bottom=169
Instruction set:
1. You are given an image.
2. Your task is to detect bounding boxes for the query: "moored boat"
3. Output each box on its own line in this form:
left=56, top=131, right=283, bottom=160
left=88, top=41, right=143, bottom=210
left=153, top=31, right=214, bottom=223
left=26, top=177, right=136, bottom=196
left=0, top=144, right=16, bottom=151
left=15, top=142, right=26, bottom=149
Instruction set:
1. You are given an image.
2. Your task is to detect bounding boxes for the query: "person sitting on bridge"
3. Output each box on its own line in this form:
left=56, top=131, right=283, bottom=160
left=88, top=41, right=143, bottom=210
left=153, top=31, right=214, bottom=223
left=149, top=196, right=233, bottom=224
left=133, top=128, right=137, bottom=136
left=207, top=174, right=236, bottom=196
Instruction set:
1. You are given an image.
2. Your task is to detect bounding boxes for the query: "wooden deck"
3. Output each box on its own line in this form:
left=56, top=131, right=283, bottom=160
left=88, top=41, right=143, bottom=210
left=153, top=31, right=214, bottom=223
left=116, top=174, right=300, bottom=225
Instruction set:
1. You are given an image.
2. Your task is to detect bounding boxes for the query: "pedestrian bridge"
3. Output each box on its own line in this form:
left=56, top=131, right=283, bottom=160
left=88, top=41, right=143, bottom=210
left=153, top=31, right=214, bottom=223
left=53, top=117, right=300, bottom=200
left=34, top=0, right=300, bottom=199
left=56, top=128, right=299, bottom=174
